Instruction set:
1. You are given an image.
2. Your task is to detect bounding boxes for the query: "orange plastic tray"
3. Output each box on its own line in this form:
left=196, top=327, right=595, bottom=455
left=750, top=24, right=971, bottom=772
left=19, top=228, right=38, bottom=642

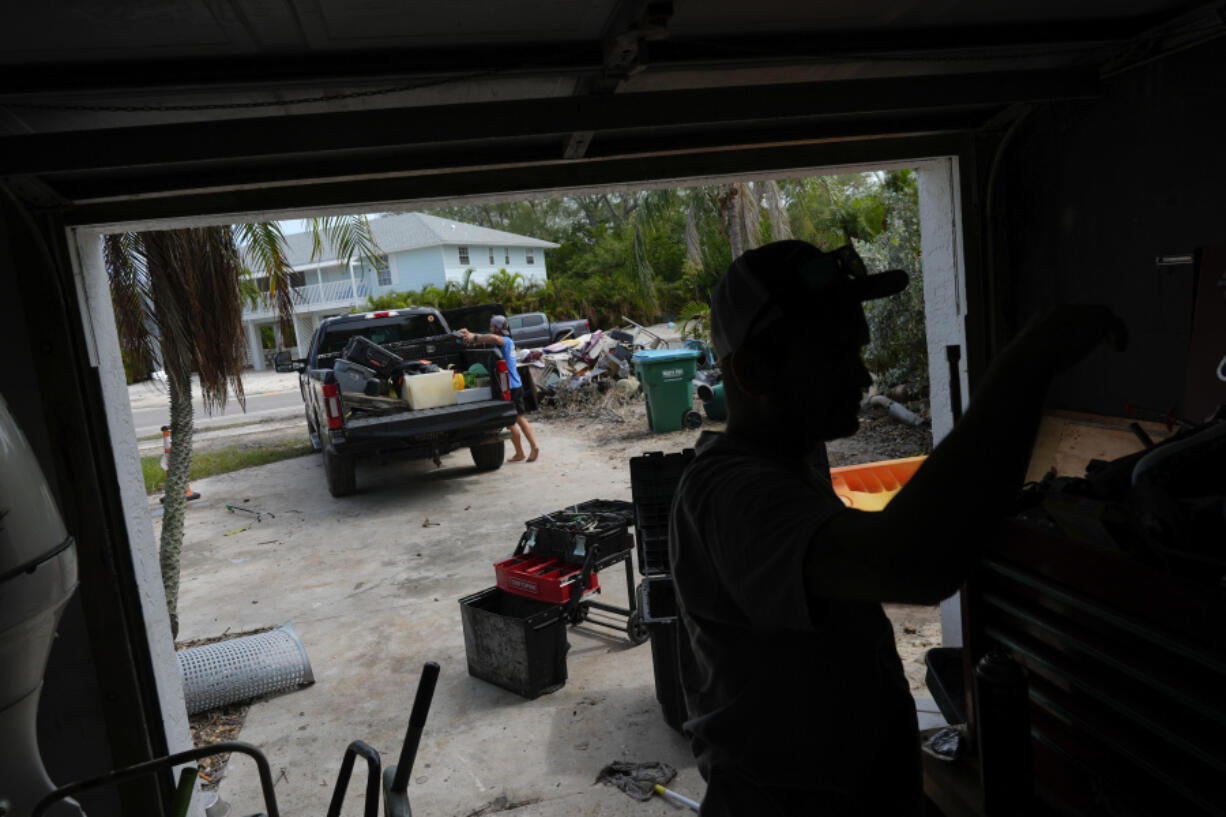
left=829, top=455, right=926, bottom=511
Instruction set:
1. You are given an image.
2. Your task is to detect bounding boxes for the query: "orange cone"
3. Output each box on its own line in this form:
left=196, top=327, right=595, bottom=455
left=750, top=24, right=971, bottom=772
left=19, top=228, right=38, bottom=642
left=161, top=425, right=201, bottom=501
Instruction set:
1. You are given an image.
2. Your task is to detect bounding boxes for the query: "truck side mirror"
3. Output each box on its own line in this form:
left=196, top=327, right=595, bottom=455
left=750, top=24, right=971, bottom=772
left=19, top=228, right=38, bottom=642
left=273, top=350, right=295, bottom=373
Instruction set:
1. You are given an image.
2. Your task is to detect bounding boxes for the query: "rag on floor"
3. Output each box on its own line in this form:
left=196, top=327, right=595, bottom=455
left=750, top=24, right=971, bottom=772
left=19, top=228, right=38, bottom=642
left=595, top=760, right=677, bottom=801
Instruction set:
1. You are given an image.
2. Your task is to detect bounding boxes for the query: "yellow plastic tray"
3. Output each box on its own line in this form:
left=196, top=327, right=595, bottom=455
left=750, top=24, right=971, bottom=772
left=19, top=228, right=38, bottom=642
left=829, top=455, right=926, bottom=511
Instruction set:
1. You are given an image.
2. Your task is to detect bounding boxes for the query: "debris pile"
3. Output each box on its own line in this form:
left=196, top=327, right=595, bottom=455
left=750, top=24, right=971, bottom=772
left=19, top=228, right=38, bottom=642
left=523, top=323, right=716, bottom=427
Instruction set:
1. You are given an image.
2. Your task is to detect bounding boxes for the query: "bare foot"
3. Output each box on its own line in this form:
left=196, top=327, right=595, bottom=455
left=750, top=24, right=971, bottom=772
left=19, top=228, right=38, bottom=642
left=527, top=448, right=540, bottom=463
left=509, top=452, right=526, bottom=462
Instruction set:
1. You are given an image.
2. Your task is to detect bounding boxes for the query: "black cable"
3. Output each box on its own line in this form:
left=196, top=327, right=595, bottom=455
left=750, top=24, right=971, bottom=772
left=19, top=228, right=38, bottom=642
left=0, top=535, right=75, bottom=585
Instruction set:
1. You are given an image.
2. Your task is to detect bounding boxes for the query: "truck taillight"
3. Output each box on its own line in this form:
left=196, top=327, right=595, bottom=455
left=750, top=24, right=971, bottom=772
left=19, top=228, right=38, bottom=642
left=495, top=360, right=511, bottom=400
left=322, top=383, right=344, bottom=429
left=585, top=320, right=590, bottom=330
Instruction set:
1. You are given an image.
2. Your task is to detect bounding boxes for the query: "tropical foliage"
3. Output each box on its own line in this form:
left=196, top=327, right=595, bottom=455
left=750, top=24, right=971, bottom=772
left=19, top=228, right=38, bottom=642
left=372, top=171, right=927, bottom=389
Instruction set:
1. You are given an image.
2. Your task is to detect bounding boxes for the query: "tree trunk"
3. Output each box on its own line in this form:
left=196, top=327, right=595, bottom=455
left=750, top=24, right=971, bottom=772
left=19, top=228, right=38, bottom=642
left=720, top=187, right=744, bottom=258
left=159, top=373, right=194, bottom=639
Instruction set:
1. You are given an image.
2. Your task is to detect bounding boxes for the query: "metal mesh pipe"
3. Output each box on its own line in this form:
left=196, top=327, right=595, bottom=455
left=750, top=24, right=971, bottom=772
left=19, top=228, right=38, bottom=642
left=178, top=622, right=314, bottom=715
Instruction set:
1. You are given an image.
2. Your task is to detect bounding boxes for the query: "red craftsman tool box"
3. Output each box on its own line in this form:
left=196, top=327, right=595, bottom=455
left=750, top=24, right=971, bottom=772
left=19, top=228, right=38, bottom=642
left=494, top=554, right=600, bottom=604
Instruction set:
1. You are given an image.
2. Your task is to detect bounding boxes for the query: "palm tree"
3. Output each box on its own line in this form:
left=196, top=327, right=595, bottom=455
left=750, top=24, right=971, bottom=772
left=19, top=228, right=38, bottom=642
left=107, top=216, right=377, bottom=638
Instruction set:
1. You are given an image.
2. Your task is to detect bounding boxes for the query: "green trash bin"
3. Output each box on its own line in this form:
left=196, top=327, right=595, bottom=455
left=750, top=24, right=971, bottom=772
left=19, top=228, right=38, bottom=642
left=632, top=348, right=701, bottom=433
left=701, top=381, right=727, bottom=421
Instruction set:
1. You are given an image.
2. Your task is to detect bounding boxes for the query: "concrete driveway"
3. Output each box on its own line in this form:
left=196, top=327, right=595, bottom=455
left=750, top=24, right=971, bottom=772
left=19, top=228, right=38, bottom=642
left=168, top=417, right=704, bottom=816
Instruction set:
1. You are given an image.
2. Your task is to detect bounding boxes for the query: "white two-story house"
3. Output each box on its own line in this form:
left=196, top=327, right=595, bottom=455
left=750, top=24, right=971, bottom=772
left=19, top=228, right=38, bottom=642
left=241, top=212, right=560, bottom=370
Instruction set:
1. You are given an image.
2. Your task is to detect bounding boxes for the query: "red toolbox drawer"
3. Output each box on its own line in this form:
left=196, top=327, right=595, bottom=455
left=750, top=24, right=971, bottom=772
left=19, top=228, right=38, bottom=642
left=494, top=554, right=600, bottom=604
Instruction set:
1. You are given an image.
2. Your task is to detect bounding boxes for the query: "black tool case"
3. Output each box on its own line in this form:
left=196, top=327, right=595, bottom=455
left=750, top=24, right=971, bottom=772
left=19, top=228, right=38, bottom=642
left=522, top=499, right=634, bottom=563
left=342, top=335, right=404, bottom=372
left=629, top=450, right=695, bottom=575
left=332, top=358, right=384, bottom=396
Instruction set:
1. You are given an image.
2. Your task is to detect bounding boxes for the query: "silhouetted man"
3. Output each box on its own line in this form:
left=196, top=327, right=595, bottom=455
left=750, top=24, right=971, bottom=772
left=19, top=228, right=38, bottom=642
left=669, top=240, right=1125, bottom=815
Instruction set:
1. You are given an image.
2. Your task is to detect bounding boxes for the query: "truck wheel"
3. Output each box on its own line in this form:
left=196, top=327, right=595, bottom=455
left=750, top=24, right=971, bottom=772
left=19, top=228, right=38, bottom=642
left=323, top=449, right=356, bottom=496
left=470, top=441, right=505, bottom=471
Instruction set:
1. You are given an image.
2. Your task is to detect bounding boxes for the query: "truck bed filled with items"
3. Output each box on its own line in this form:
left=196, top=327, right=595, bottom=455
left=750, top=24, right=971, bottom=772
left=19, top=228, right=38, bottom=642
left=319, top=330, right=509, bottom=418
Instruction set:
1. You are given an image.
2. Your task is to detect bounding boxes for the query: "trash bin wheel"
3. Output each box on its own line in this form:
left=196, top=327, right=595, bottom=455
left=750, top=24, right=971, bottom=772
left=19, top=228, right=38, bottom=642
left=682, top=410, right=704, bottom=430
left=627, top=610, right=650, bottom=645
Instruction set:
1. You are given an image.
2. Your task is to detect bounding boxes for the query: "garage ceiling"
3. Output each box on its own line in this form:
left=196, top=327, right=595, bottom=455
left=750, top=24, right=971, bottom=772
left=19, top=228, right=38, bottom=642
left=1, top=0, right=1221, bottom=222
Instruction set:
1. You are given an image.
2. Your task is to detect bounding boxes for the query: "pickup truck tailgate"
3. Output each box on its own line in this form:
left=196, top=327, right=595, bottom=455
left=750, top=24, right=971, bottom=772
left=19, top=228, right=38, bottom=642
left=345, top=399, right=515, bottom=438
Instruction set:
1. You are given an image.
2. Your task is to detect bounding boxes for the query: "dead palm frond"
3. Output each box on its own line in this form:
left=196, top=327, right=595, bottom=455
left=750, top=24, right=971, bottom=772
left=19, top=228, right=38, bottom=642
left=105, top=232, right=157, bottom=381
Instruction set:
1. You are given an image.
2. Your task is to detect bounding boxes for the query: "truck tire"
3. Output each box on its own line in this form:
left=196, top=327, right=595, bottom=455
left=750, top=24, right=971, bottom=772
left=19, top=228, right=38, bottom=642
left=324, top=449, right=356, bottom=496
left=470, top=440, right=505, bottom=471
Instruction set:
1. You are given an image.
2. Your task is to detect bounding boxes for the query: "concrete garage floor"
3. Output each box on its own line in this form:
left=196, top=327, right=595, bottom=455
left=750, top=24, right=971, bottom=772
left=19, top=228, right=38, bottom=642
left=165, top=407, right=941, bottom=816
left=169, top=419, right=704, bottom=817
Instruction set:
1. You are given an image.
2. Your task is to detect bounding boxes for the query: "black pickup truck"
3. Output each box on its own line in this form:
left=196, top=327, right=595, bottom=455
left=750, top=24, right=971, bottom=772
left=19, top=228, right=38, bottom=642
left=286, top=304, right=518, bottom=496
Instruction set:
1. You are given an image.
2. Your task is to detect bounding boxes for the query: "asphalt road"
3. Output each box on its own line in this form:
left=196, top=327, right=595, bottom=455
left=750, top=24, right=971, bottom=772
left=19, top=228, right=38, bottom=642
left=131, top=388, right=304, bottom=437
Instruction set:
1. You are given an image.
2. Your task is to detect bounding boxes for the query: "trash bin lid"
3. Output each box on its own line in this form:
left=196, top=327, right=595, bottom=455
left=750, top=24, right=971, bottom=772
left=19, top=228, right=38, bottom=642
left=631, top=348, right=701, bottom=364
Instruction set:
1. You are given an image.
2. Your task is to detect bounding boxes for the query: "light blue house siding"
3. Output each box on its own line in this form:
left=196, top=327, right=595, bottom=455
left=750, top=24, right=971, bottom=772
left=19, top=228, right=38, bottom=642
left=440, top=243, right=547, bottom=286
left=388, top=247, right=447, bottom=293
left=350, top=247, right=448, bottom=296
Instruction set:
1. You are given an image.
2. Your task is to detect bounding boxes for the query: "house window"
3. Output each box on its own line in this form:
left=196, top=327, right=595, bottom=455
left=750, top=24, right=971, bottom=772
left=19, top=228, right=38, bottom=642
left=504, top=247, right=510, bottom=264
left=526, top=248, right=535, bottom=265
left=488, top=247, right=495, bottom=265
left=458, top=246, right=470, bottom=265
left=372, top=255, right=391, bottom=287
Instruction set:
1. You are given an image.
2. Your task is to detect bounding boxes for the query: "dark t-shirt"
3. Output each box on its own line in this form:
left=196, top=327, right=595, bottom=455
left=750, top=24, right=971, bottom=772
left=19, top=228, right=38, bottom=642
left=669, top=431, right=920, bottom=816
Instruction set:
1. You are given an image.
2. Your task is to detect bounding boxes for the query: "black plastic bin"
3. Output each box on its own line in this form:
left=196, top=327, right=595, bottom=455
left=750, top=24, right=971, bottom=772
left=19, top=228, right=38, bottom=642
left=638, top=576, right=691, bottom=732
left=459, top=587, right=568, bottom=699
left=524, top=499, right=634, bottom=563
left=630, top=450, right=695, bottom=575
left=925, top=646, right=967, bottom=724
left=332, top=358, right=383, bottom=396
left=342, top=334, right=404, bottom=372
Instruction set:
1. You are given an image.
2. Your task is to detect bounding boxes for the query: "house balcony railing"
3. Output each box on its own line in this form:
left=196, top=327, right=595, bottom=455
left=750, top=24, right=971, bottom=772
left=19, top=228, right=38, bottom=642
left=243, top=278, right=370, bottom=319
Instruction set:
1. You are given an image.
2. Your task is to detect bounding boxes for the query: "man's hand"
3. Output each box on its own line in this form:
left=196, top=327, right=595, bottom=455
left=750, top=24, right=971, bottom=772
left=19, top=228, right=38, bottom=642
left=458, top=328, right=474, bottom=343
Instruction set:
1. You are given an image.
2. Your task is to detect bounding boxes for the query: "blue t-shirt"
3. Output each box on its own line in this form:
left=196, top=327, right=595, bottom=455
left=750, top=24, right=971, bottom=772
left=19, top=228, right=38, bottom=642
left=499, top=336, right=522, bottom=389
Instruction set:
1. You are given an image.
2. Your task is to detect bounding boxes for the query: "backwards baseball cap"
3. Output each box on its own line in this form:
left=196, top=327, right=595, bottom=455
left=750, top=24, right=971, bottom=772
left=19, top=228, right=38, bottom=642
left=490, top=315, right=510, bottom=334
left=709, top=240, right=909, bottom=361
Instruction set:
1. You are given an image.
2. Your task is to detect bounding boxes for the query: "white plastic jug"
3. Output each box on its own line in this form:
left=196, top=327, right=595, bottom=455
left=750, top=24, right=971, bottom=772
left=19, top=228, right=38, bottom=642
left=399, top=370, right=458, bottom=409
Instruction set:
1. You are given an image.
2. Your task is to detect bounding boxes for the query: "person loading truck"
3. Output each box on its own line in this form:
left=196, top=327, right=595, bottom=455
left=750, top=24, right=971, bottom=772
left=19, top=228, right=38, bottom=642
left=458, top=315, right=541, bottom=463
left=669, top=240, right=1127, bottom=815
